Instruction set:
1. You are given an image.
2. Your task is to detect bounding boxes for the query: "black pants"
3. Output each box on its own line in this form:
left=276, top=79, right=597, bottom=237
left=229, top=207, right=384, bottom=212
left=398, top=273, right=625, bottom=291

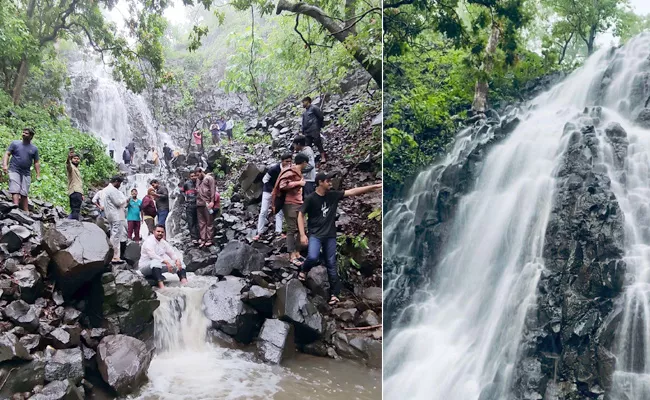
left=150, top=266, right=187, bottom=282
left=109, top=150, right=114, bottom=159
left=303, top=181, right=316, bottom=199
left=305, top=134, right=325, bottom=155
left=69, top=192, right=83, bottom=220
left=186, top=206, right=199, bottom=240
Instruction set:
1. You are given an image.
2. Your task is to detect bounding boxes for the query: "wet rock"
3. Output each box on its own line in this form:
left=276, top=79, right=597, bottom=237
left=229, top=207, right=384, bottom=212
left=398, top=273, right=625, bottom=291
left=203, top=276, right=261, bottom=343
left=80, top=328, right=107, bottom=349
left=273, top=279, right=323, bottom=343
left=97, top=335, right=152, bottom=396
left=1, top=228, right=25, bottom=253
left=305, top=266, right=329, bottom=299
left=49, top=325, right=81, bottom=349
left=242, top=285, right=275, bottom=315
left=43, top=221, right=112, bottom=297
left=19, top=334, right=41, bottom=352
left=214, top=241, right=264, bottom=276
left=357, top=310, right=380, bottom=326
left=30, top=379, right=83, bottom=400
left=33, top=251, right=51, bottom=277
left=0, top=332, right=30, bottom=361
left=5, top=300, right=39, bottom=332
left=239, top=163, right=264, bottom=204
left=207, top=328, right=242, bottom=350
left=332, top=333, right=381, bottom=368
left=63, top=308, right=82, bottom=324
left=14, top=265, right=43, bottom=303
left=8, top=209, right=34, bottom=225
left=256, top=319, right=295, bottom=364
left=113, top=270, right=156, bottom=310
left=122, top=242, right=141, bottom=266
left=332, top=308, right=358, bottom=322
left=45, top=347, right=84, bottom=384
left=635, top=107, right=650, bottom=129
left=0, top=359, right=45, bottom=398
left=361, top=287, right=381, bottom=307
left=183, top=250, right=218, bottom=273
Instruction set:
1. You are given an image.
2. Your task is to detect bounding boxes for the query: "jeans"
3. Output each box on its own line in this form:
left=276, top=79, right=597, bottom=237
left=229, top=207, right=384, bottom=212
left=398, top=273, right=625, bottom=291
left=186, top=206, right=199, bottom=240
left=157, top=209, right=169, bottom=228
left=283, top=204, right=301, bottom=252
left=68, top=192, right=83, bottom=220
left=302, top=236, right=340, bottom=296
left=257, top=192, right=283, bottom=235
left=140, top=259, right=187, bottom=283
left=127, top=220, right=141, bottom=242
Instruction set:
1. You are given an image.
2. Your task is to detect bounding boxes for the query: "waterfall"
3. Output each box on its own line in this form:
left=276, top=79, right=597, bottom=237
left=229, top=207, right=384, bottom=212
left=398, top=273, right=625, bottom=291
left=383, top=33, right=650, bottom=399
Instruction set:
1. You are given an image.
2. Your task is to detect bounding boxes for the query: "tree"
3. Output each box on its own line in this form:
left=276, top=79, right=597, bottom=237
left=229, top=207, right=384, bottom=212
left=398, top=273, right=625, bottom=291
left=543, top=0, right=629, bottom=56
left=1, top=0, right=172, bottom=104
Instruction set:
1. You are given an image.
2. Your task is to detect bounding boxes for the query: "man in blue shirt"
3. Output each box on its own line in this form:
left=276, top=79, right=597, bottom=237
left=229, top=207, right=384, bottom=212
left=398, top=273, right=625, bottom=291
left=126, top=188, right=143, bottom=243
left=2, top=128, right=41, bottom=212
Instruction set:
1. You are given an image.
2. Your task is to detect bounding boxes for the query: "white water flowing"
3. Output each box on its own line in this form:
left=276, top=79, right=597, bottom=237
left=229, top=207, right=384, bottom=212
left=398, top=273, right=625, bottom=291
left=384, top=34, right=650, bottom=400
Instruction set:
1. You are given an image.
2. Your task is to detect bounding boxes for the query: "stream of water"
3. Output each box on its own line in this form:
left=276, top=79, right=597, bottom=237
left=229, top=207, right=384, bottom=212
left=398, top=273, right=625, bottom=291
left=383, top=33, right=650, bottom=399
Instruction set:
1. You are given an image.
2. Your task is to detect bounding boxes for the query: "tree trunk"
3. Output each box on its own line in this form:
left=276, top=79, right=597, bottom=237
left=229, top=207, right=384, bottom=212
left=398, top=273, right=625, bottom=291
left=558, top=31, right=574, bottom=65
left=11, top=58, right=29, bottom=105
left=276, top=0, right=381, bottom=86
left=344, top=0, right=357, bottom=34
left=472, top=24, right=500, bottom=113
left=586, top=26, right=596, bottom=56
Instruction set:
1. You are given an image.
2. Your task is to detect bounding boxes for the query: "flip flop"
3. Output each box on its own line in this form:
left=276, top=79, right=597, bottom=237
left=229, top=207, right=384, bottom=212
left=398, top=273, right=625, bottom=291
left=290, top=258, right=303, bottom=267
left=298, top=272, right=306, bottom=282
left=328, top=296, right=340, bottom=305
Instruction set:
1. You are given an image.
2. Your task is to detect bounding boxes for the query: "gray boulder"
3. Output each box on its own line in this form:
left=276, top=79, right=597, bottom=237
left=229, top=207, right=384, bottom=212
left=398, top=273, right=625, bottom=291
left=242, top=285, right=276, bottom=315
left=49, top=325, right=81, bottom=349
left=97, top=335, right=152, bottom=396
left=122, top=242, right=141, bottom=266
left=332, top=333, right=382, bottom=368
left=635, top=108, right=650, bottom=129
left=239, top=163, right=264, bottom=203
left=0, top=332, right=30, bottom=362
left=5, top=300, right=39, bottom=332
left=183, top=250, right=218, bottom=273
left=19, top=334, right=42, bottom=352
left=203, top=276, right=261, bottom=343
left=273, top=279, right=323, bottom=343
left=306, top=265, right=329, bottom=299
left=43, top=220, right=112, bottom=297
left=14, top=265, right=43, bottom=303
left=30, top=379, right=84, bottom=400
left=256, top=319, right=294, bottom=364
left=214, top=241, right=264, bottom=276
left=45, top=347, right=84, bottom=384
left=0, top=359, right=45, bottom=398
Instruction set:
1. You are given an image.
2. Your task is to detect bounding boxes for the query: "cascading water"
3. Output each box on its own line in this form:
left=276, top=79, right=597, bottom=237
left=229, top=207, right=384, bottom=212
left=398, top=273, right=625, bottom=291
left=383, top=33, right=650, bottom=400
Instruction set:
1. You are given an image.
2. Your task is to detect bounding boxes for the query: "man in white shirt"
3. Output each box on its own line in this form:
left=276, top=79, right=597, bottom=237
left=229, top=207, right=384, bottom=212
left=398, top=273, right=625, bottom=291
left=225, top=117, right=234, bottom=142
left=108, top=138, right=116, bottom=160
left=104, top=176, right=129, bottom=263
left=92, top=181, right=110, bottom=218
left=139, top=224, right=187, bottom=289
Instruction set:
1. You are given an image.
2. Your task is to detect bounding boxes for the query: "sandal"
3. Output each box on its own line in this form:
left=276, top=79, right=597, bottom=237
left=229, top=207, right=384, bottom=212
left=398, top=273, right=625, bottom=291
left=252, top=235, right=260, bottom=241
left=204, top=242, right=213, bottom=247
left=291, top=258, right=304, bottom=267
left=328, top=296, right=340, bottom=306
left=298, top=272, right=306, bottom=282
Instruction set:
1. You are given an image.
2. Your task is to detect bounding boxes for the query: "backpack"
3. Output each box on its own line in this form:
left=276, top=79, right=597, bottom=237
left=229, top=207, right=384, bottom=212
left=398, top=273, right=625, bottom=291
left=271, top=169, right=296, bottom=214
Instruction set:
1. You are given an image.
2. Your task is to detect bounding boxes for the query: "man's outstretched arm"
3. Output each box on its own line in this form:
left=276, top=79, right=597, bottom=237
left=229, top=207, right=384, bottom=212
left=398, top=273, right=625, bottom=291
left=343, top=183, right=382, bottom=198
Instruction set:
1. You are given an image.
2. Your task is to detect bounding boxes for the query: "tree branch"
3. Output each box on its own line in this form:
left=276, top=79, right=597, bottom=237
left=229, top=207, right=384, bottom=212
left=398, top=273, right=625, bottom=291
left=330, top=7, right=381, bottom=36
left=383, top=0, right=415, bottom=9
left=39, top=0, right=81, bottom=46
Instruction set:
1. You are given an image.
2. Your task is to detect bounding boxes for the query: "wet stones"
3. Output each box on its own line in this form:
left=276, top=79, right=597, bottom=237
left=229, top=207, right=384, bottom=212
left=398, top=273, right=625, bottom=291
left=242, top=285, right=276, bottom=315
left=203, top=277, right=261, bottom=343
left=305, top=266, right=329, bottom=299
left=635, top=107, right=650, bottom=129
left=183, top=250, right=218, bottom=273
left=43, top=221, right=112, bottom=297
left=0, top=332, right=30, bottom=362
left=331, top=333, right=381, bottom=368
left=214, top=241, right=264, bottom=276
left=5, top=300, right=39, bottom=332
left=239, top=163, right=264, bottom=204
left=30, top=379, right=84, bottom=400
left=256, top=319, right=294, bottom=364
left=0, top=359, right=45, bottom=398
left=97, top=335, right=152, bottom=396
left=273, top=279, right=323, bottom=343
left=45, top=347, right=84, bottom=384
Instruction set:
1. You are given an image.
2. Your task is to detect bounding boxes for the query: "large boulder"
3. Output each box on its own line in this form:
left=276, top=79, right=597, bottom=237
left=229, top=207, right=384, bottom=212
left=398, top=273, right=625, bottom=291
left=273, top=279, right=323, bottom=343
left=122, top=242, right=141, bottom=266
left=103, top=270, right=159, bottom=337
left=1, top=225, right=31, bottom=252
left=203, top=276, right=261, bottom=343
left=5, top=300, right=39, bottom=332
left=305, top=265, right=329, bottom=299
left=256, top=319, right=294, bottom=365
left=635, top=107, right=650, bottom=129
left=43, top=220, right=112, bottom=297
left=183, top=250, right=218, bottom=273
left=97, top=335, right=152, bottom=396
left=332, top=333, right=381, bottom=368
left=239, top=163, right=264, bottom=204
left=242, top=285, right=276, bottom=315
left=0, top=332, right=30, bottom=362
left=214, top=241, right=264, bottom=276
left=0, top=359, right=45, bottom=398
left=45, top=347, right=84, bottom=384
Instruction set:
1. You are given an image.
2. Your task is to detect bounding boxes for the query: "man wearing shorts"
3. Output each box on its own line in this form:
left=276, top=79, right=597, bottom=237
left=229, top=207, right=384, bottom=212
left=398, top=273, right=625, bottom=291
left=2, top=128, right=41, bottom=212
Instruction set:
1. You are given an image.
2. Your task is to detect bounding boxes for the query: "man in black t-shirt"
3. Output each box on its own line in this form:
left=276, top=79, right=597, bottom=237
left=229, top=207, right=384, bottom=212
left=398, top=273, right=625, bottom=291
left=254, top=153, right=293, bottom=241
left=297, top=172, right=382, bottom=305
left=181, top=171, right=200, bottom=245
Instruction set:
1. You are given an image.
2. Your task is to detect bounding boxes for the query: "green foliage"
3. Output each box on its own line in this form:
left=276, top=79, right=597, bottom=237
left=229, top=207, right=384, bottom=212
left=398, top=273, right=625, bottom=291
left=339, top=102, right=372, bottom=134
left=0, top=92, right=116, bottom=208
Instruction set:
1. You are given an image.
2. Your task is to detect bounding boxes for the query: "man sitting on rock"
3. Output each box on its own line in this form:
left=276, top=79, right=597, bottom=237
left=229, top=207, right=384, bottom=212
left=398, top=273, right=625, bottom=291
left=297, top=172, right=381, bottom=305
left=140, top=224, right=188, bottom=289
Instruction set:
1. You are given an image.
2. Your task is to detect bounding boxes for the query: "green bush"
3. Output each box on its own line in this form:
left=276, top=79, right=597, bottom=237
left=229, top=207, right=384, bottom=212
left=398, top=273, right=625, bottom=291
left=0, top=92, right=116, bottom=208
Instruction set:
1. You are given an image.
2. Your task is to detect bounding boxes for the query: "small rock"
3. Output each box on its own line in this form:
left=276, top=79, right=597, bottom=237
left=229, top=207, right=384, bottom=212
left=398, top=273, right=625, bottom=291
left=256, top=319, right=294, bottom=364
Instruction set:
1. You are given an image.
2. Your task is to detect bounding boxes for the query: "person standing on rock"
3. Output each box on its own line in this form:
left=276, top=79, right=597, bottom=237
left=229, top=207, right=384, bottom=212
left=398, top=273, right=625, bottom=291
left=163, top=143, right=172, bottom=166
left=104, top=176, right=129, bottom=263
left=195, top=167, right=216, bottom=248
left=297, top=173, right=381, bottom=305
left=253, top=152, right=292, bottom=241
left=122, top=146, right=132, bottom=165
left=301, top=97, right=326, bottom=164
left=108, top=138, right=116, bottom=160
left=66, top=149, right=84, bottom=221
left=127, top=141, right=136, bottom=162
left=293, top=135, right=316, bottom=198
left=225, top=116, right=234, bottom=142
left=140, top=224, right=188, bottom=289
left=141, top=187, right=158, bottom=235
left=181, top=171, right=200, bottom=246
left=92, top=180, right=110, bottom=218
left=210, top=122, right=221, bottom=145
left=150, top=179, right=170, bottom=229
left=193, top=130, right=203, bottom=154
left=2, top=128, right=41, bottom=212
left=273, top=153, right=309, bottom=265
left=127, top=188, right=143, bottom=243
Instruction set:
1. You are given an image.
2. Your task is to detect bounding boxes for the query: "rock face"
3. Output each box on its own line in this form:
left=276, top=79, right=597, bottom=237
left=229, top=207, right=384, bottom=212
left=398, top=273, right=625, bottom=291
left=97, top=335, right=152, bottom=396
left=102, top=270, right=159, bottom=337
left=214, top=241, right=264, bottom=276
left=256, top=319, right=294, bottom=364
left=513, top=109, right=627, bottom=399
left=43, top=220, right=112, bottom=297
left=273, top=279, right=323, bottom=343
left=203, top=276, right=261, bottom=343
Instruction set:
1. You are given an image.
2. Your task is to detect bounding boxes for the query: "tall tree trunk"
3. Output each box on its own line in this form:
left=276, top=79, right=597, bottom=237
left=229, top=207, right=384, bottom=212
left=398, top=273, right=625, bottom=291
left=344, top=0, right=357, bottom=34
left=586, top=25, right=596, bottom=56
left=276, top=0, right=381, bottom=86
left=558, top=31, right=574, bottom=65
left=11, top=58, right=29, bottom=105
left=472, top=24, right=500, bottom=113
